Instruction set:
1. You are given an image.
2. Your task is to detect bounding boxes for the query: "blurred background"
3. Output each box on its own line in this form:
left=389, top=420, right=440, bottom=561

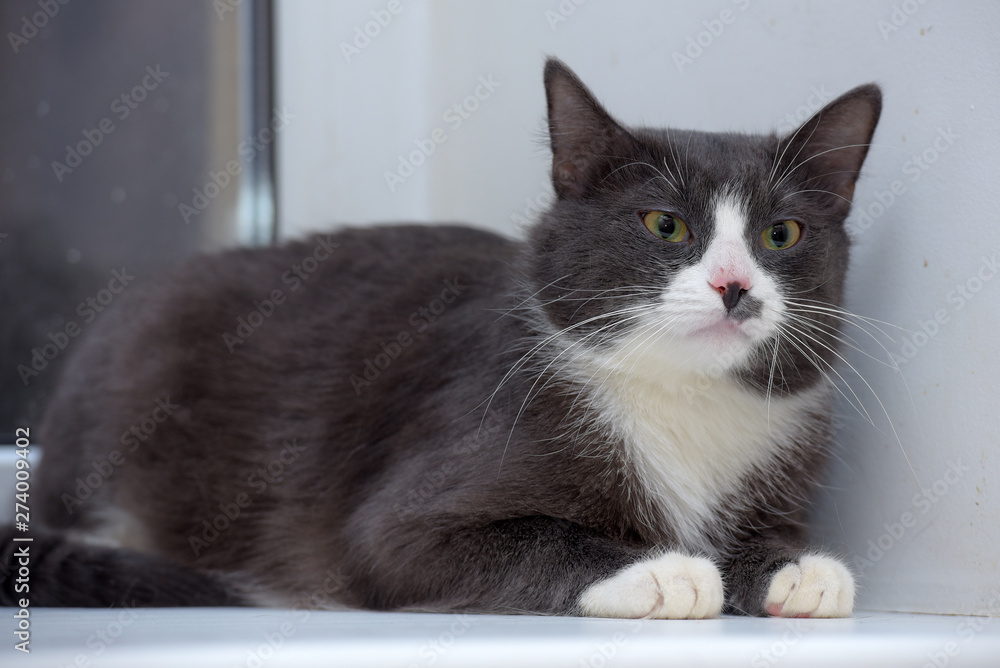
left=1, top=0, right=997, bottom=617
left=0, top=0, right=274, bottom=434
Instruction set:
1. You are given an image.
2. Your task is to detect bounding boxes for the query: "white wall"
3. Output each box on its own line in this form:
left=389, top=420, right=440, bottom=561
left=277, top=0, right=1000, bottom=616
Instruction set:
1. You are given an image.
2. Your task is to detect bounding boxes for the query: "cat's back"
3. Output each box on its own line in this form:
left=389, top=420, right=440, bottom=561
left=167, top=223, right=516, bottom=320
left=37, top=224, right=522, bottom=535
left=48, top=222, right=519, bottom=383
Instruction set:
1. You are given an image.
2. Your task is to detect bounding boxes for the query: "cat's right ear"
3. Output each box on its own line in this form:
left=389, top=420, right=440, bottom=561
left=544, top=58, right=631, bottom=199
left=777, top=83, right=882, bottom=217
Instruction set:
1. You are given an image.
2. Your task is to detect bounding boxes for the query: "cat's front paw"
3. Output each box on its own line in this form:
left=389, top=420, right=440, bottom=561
left=765, top=555, right=854, bottom=618
left=579, top=552, right=723, bottom=619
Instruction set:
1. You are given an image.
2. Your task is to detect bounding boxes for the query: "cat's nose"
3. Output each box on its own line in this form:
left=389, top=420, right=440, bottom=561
left=710, top=279, right=750, bottom=311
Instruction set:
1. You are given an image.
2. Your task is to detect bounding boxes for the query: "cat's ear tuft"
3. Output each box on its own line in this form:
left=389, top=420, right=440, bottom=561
left=544, top=58, right=631, bottom=199
left=779, top=83, right=882, bottom=215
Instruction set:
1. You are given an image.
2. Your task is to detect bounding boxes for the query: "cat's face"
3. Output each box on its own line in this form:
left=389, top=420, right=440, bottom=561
left=529, top=60, right=881, bottom=395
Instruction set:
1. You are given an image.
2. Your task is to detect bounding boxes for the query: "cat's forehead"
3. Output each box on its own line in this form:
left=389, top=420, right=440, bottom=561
left=642, top=128, right=775, bottom=182
left=632, top=128, right=795, bottom=220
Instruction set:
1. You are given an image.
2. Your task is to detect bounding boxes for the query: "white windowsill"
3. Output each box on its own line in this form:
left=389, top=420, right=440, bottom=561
left=7, top=608, right=1000, bottom=667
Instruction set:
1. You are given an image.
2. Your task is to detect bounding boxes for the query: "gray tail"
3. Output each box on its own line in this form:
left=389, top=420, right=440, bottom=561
left=0, top=525, right=246, bottom=607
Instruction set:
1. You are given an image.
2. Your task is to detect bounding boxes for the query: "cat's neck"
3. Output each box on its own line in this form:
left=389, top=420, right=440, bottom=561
left=547, top=328, right=831, bottom=553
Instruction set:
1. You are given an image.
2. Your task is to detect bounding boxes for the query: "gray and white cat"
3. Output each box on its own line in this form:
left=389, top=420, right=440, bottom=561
left=4, top=59, right=881, bottom=618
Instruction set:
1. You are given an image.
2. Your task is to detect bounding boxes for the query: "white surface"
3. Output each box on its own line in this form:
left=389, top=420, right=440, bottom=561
left=276, top=1, right=1000, bottom=615
left=4, top=609, right=1000, bottom=667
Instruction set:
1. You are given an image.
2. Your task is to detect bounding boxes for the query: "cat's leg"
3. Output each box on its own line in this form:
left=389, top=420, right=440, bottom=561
left=722, top=528, right=855, bottom=618
left=361, top=516, right=722, bottom=618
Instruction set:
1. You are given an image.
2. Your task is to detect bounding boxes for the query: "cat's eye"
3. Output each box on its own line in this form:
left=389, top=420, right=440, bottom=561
left=761, top=221, right=802, bottom=251
left=642, top=211, right=689, bottom=243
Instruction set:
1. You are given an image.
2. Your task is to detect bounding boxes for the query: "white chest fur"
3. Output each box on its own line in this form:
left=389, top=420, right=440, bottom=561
left=574, top=341, right=828, bottom=554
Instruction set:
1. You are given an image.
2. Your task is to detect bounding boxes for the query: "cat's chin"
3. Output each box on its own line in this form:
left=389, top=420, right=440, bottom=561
left=680, top=317, right=763, bottom=362
left=671, top=336, right=757, bottom=374
left=691, top=318, right=751, bottom=341
left=593, top=322, right=761, bottom=381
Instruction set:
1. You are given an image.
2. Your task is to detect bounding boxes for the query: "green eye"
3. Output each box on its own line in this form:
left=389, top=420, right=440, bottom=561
left=642, top=211, right=689, bottom=243
left=762, top=220, right=802, bottom=250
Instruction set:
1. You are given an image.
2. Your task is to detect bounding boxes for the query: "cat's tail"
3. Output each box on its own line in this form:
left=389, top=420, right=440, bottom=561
left=0, top=524, right=247, bottom=607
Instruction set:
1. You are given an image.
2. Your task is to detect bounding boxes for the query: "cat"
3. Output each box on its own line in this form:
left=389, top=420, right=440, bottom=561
left=3, top=58, right=881, bottom=619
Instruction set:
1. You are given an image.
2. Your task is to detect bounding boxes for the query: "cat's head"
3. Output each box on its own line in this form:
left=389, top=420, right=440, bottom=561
left=528, top=59, right=881, bottom=394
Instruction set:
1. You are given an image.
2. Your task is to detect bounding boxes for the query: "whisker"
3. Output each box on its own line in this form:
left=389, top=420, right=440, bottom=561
left=476, top=302, right=654, bottom=435
left=778, top=325, right=875, bottom=426
left=785, top=298, right=907, bottom=337
left=497, top=309, right=655, bottom=476
left=779, top=189, right=854, bottom=207
left=785, top=312, right=897, bottom=369
left=773, top=143, right=873, bottom=192
left=769, top=113, right=821, bottom=190
left=606, top=159, right=680, bottom=196
left=780, top=321, right=918, bottom=483
left=765, top=332, right=782, bottom=425
left=494, top=274, right=574, bottom=321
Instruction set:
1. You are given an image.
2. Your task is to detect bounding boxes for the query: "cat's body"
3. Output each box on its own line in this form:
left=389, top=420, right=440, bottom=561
left=7, top=60, right=882, bottom=618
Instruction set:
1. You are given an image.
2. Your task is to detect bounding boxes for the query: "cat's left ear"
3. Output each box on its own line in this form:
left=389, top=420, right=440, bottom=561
left=544, top=58, right=633, bottom=199
left=778, top=84, right=882, bottom=216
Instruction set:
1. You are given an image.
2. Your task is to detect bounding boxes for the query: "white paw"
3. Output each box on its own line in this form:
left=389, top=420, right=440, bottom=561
left=765, top=555, right=855, bottom=618
left=579, top=553, right=724, bottom=619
